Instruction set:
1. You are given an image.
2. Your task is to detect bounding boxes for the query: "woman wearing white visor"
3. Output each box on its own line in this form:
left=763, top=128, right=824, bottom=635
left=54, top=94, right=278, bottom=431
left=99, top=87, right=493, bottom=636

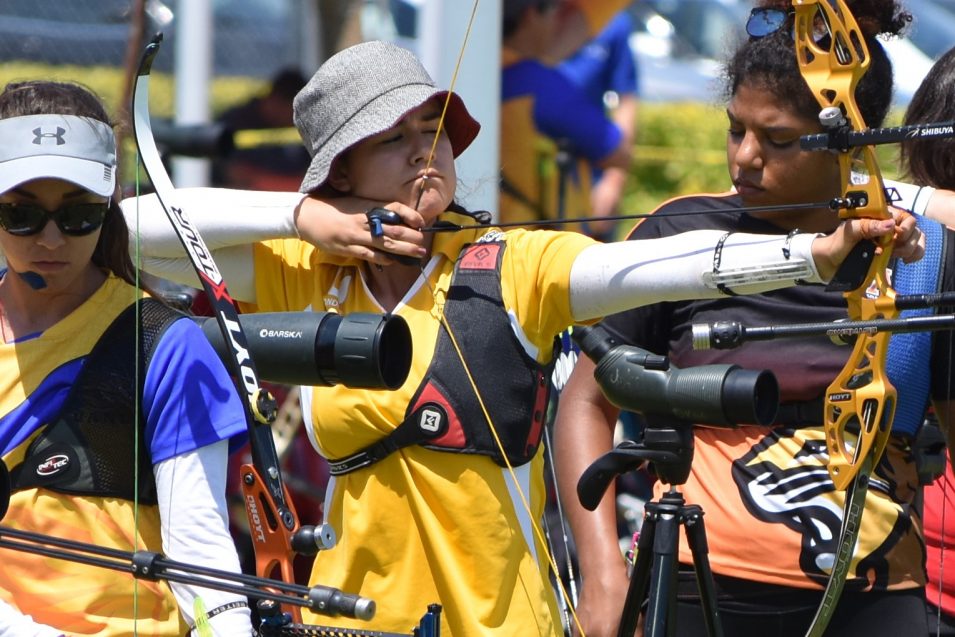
left=0, top=81, right=253, bottom=636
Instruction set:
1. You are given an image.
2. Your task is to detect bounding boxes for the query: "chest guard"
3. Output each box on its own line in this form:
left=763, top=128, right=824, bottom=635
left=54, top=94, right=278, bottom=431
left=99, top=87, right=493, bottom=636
left=9, top=299, right=184, bottom=504
left=328, top=240, right=557, bottom=476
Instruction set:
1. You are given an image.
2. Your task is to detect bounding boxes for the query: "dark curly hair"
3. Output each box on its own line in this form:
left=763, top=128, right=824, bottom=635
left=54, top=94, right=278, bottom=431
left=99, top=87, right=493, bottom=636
left=723, top=0, right=910, bottom=128
left=0, top=80, right=152, bottom=294
left=899, top=46, right=955, bottom=189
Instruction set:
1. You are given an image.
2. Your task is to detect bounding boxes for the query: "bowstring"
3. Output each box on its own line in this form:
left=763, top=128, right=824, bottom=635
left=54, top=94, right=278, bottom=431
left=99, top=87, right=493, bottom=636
left=412, top=1, right=586, bottom=634
left=133, top=124, right=142, bottom=637
left=415, top=0, right=481, bottom=210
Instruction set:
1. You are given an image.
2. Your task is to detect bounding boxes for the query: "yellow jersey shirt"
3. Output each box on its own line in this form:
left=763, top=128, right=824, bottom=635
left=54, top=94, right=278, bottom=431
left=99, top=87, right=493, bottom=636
left=0, top=277, right=182, bottom=637
left=241, top=211, right=594, bottom=636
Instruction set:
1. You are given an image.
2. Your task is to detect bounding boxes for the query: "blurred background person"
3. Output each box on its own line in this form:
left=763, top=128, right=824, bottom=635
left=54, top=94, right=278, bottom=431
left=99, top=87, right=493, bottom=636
left=213, top=67, right=311, bottom=192
left=500, top=0, right=632, bottom=231
left=558, top=9, right=638, bottom=241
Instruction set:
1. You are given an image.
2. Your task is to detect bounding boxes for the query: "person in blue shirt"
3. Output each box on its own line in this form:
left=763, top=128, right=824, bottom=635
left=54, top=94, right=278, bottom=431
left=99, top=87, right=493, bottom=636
left=500, top=0, right=633, bottom=231
left=559, top=10, right=639, bottom=240
left=0, top=79, right=253, bottom=637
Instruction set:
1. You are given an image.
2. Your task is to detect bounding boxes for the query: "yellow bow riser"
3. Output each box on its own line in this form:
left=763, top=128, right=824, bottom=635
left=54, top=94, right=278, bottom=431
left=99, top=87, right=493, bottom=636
left=794, top=0, right=898, bottom=490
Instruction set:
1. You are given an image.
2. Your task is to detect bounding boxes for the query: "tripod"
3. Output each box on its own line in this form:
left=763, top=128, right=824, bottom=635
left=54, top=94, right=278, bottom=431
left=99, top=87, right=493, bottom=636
left=578, top=419, right=724, bottom=637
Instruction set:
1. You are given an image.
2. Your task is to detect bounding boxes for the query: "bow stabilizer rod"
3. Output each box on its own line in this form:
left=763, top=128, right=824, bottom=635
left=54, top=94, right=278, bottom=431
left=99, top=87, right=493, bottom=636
left=693, top=314, right=955, bottom=351
left=0, top=524, right=372, bottom=620
left=802, top=118, right=955, bottom=152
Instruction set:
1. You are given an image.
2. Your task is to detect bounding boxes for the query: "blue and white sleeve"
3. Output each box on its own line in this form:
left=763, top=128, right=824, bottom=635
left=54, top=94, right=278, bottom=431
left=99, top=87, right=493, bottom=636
left=143, top=317, right=247, bottom=464
left=884, top=178, right=936, bottom=216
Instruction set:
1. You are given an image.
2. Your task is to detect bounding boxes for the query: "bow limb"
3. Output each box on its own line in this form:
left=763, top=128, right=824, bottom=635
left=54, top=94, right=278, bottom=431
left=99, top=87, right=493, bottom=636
left=416, top=3, right=586, bottom=634
left=794, top=1, right=898, bottom=634
left=131, top=34, right=306, bottom=621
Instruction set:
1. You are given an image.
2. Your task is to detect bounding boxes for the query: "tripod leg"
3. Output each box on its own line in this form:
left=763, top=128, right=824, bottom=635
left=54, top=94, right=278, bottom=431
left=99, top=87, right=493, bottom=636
left=683, top=505, right=724, bottom=637
left=615, top=493, right=684, bottom=637
left=642, top=497, right=681, bottom=637
left=618, top=509, right=655, bottom=637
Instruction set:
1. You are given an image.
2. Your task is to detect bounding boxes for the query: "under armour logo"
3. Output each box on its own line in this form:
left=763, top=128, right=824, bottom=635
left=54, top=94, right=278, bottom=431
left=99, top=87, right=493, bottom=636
left=419, top=408, right=443, bottom=433
left=32, top=127, right=66, bottom=145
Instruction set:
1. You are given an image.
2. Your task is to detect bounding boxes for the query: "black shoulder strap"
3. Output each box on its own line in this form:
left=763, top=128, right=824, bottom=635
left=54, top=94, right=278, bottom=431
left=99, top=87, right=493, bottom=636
left=10, top=298, right=184, bottom=503
left=499, top=175, right=548, bottom=221
left=328, top=241, right=555, bottom=475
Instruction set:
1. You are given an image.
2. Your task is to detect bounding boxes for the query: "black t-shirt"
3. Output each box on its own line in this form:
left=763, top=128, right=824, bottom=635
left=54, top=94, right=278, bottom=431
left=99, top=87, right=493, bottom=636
left=598, top=192, right=955, bottom=593
left=602, top=192, right=955, bottom=408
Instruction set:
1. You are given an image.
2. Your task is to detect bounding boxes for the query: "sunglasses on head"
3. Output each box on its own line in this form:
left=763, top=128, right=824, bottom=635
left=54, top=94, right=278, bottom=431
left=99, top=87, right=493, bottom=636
left=746, top=6, right=835, bottom=46
left=746, top=8, right=792, bottom=38
left=0, top=200, right=109, bottom=237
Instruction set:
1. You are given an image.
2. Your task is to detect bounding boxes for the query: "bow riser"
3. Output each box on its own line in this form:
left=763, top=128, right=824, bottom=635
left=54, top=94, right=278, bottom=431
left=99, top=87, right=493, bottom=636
left=792, top=0, right=907, bottom=633
left=794, top=0, right=890, bottom=222
left=241, top=467, right=302, bottom=610
left=826, top=238, right=898, bottom=488
left=824, top=327, right=896, bottom=490
left=795, top=0, right=899, bottom=490
left=794, top=0, right=869, bottom=110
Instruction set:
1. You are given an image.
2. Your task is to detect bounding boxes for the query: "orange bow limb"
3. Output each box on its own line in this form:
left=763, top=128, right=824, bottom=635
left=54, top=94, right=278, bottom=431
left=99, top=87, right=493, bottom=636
left=240, top=463, right=306, bottom=623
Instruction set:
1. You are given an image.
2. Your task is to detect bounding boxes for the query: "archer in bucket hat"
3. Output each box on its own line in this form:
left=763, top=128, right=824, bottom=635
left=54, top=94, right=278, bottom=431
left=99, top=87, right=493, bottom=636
left=121, top=37, right=923, bottom=637
left=293, top=40, right=479, bottom=194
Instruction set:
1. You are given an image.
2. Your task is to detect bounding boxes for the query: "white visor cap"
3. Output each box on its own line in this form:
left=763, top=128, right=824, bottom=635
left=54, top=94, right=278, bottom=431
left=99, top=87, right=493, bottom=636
left=0, top=114, right=117, bottom=197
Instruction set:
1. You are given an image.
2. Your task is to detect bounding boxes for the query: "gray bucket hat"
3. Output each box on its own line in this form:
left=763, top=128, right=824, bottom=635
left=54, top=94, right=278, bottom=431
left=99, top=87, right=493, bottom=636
left=293, top=40, right=480, bottom=193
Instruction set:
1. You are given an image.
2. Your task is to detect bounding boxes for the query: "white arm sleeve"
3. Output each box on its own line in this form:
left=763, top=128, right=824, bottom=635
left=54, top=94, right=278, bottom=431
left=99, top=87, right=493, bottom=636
left=122, top=188, right=305, bottom=302
left=569, top=230, right=821, bottom=321
left=155, top=441, right=254, bottom=637
left=122, top=187, right=303, bottom=254
left=138, top=246, right=259, bottom=303
left=0, top=600, right=63, bottom=637
left=883, top=178, right=935, bottom=216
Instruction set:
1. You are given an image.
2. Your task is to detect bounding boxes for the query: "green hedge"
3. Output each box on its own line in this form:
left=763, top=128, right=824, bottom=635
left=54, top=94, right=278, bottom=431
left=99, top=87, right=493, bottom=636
left=625, top=102, right=729, bottom=220
left=0, top=63, right=265, bottom=119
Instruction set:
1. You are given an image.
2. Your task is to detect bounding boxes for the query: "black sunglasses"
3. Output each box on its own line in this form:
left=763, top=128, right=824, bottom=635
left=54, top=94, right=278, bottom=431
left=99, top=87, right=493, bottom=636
left=0, top=201, right=109, bottom=237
